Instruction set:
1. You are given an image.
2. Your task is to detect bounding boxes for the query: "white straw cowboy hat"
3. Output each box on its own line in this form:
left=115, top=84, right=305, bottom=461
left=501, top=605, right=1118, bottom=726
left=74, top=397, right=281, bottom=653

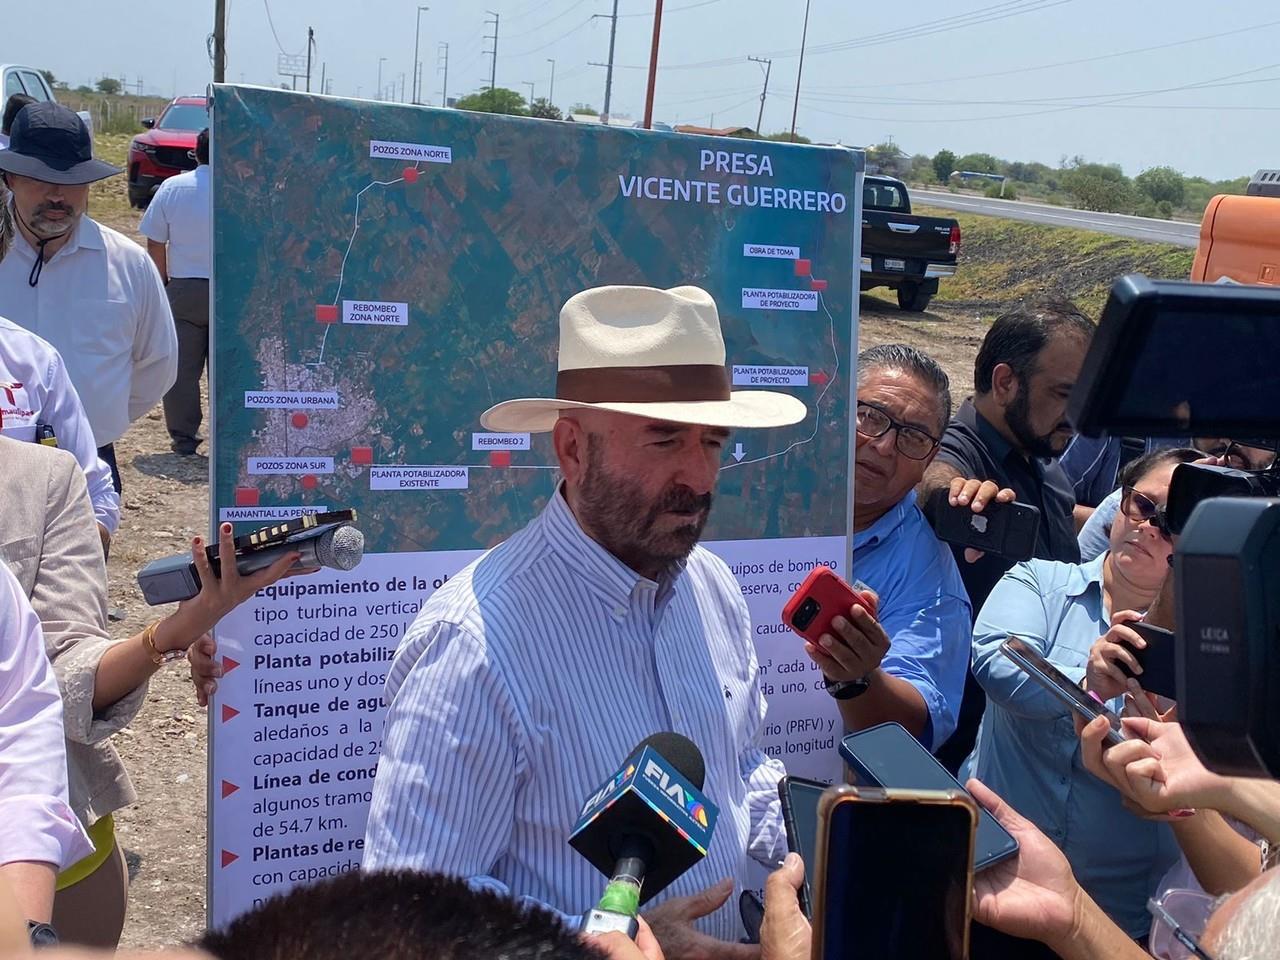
left=481, top=284, right=808, bottom=433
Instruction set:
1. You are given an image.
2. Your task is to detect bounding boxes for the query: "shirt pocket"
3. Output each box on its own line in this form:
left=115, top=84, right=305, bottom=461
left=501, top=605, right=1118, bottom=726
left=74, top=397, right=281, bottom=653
left=71, top=300, right=136, bottom=358
left=0, top=536, right=39, bottom=589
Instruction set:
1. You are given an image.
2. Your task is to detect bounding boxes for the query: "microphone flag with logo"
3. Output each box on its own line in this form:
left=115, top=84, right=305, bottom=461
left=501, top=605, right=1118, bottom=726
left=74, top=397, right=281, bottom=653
left=570, top=732, right=719, bottom=937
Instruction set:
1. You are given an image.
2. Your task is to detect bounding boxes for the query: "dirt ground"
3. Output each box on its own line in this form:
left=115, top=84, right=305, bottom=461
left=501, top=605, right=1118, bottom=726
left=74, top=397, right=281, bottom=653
left=89, top=194, right=992, bottom=948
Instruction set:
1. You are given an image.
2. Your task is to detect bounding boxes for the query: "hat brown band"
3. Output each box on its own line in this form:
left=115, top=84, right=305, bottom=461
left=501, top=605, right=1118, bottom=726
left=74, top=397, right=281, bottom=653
left=556, top=364, right=731, bottom=404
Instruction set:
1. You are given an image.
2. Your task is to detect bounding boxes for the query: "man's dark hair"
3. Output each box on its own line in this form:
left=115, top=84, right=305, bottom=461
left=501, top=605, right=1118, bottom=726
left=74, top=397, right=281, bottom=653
left=1117, top=446, right=1201, bottom=490
left=1, top=94, right=35, bottom=136
left=857, top=342, right=952, bottom=433
left=196, top=127, right=209, bottom=165
left=198, top=869, right=609, bottom=960
left=973, top=300, right=1095, bottom=395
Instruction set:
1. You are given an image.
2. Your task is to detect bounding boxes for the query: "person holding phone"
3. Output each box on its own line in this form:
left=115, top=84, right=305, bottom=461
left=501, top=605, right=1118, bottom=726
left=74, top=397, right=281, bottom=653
left=965, top=447, right=1204, bottom=954
left=801, top=344, right=971, bottom=751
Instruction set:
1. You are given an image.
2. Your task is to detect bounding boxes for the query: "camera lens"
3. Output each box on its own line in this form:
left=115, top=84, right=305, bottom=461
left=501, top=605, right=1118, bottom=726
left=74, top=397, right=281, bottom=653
left=793, top=597, right=820, bottom=631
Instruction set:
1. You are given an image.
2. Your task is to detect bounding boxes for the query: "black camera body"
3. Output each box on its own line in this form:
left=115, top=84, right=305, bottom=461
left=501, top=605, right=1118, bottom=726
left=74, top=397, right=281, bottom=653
left=1071, top=275, right=1280, bottom=778
left=1165, top=462, right=1280, bottom=536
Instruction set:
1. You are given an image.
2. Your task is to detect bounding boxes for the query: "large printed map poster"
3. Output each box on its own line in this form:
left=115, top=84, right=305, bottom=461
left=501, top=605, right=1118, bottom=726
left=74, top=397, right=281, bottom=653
left=208, top=83, right=862, bottom=924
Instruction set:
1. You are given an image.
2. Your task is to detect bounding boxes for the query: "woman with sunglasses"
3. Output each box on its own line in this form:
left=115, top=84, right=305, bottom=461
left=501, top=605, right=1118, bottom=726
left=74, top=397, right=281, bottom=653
left=964, top=447, right=1204, bottom=952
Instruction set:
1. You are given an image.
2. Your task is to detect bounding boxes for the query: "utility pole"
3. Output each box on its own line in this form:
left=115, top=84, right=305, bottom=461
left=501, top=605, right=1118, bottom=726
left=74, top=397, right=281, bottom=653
left=547, top=58, right=556, bottom=107
left=523, top=81, right=535, bottom=106
left=213, top=0, right=227, bottom=83
left=789, top=0, right=812, bottom=142
left=642, top=0, right=664, bottom=128
left=748, top=55, right=772, bottom=134
left=305, top=26, right=314, bottom=92
left=320, top=61, right=326, bottom=96
left=413, top=6, right=429, bottom=104
left=484, top=12, right=500, bottom=91
left=377, top=56, right=387, bottom=101
left=438, top=42, right=449, bottom=106
left=597, top=0, right=620, bottom=123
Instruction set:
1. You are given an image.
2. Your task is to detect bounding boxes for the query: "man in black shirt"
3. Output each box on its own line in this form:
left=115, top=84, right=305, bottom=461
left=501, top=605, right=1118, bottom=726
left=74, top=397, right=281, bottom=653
left=920, top=301, right=1094, bottom=960
left=921, top=301, right=1094, bottom=759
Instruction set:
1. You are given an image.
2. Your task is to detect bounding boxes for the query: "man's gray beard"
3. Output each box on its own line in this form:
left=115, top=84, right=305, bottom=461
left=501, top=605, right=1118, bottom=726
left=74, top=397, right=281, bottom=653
left=28, top=214, right=76, bottom=241
left=576, top=436, right=712, bottom=575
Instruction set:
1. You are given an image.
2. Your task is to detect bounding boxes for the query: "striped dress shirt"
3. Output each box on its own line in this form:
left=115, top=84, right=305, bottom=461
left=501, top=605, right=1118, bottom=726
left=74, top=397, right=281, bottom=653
left=364, top=486, right=787, bottom=939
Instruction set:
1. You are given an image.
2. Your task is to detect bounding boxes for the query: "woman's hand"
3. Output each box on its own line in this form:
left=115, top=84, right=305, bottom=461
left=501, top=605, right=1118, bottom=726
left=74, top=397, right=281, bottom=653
left=188, top=633, right=220, bottom=707
left=1084, top=611, right=1145, bottom=701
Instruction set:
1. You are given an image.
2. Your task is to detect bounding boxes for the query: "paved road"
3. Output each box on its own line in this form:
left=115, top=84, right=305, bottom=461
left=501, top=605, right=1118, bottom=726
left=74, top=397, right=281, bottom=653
left=911, top=189, right=1201, bottom=248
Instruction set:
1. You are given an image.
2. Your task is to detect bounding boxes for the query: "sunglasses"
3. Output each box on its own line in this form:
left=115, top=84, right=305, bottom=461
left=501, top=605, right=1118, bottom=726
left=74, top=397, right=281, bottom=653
left=856, top=400, right=940, bottom=461
left=1120, top=486, right=1171, bottom=540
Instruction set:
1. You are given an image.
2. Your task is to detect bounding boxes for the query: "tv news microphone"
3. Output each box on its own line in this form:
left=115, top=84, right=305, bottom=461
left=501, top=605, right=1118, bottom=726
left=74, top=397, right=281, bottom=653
left=570, top=732, right=719, bottom=938
left=136, top=522, right=364, bottom=605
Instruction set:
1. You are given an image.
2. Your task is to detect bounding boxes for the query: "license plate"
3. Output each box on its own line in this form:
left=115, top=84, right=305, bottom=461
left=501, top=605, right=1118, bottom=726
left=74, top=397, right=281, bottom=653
left=884, top=258, right=906, bottom=271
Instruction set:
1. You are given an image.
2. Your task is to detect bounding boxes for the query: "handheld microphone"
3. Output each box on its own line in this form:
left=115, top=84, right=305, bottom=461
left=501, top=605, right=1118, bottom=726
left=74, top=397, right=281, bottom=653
left=136, top=522, right=365, bottom=605
left=570, top=732, right=718, bottom=938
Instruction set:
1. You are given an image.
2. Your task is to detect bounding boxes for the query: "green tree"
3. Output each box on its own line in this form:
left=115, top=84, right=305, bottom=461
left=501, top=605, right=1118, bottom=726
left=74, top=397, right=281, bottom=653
left=571, top=102, right=599, bottom=115
left=908, top=154, right=934, bottom=183
left=867, top=141, right=905, bottom=175
left=95, top=76, right=122, bottom=96
left=528, top=98, right=563, bottom=120
left=955, top=152, right=1001, bottom=174
left=764, top=131, right=811, bottom=143
left=1062, top=159, right=1134, bottom=212
left=931, top=149, right=957, bottom=183
left=74, top=84, right=93, bottom=95
left=455, top=87, right=529, bottom=116
left=39, top=68, right=56, bottom=88
left=1134, top=166, right=1186, bottom=207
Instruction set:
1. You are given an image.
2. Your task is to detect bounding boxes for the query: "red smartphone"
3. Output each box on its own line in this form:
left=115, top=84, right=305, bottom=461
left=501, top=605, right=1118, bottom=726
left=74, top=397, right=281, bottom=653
left=781, top=566, right=878, bottom=644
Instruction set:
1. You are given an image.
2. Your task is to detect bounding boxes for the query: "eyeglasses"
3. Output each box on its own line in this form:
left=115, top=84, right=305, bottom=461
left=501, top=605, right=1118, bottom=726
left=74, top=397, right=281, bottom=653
left=1148, top=889, right=1224, bottom=960
left=856, top=401, right=940, bottom=461
left=1120, top=486, right=1171, bottom=540
left=1223, top=441, right=1278, bottom=472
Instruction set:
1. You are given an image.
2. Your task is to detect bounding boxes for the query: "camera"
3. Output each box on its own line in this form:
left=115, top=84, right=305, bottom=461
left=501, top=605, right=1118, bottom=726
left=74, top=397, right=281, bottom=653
left=792, top=597, right=821, bottom=632
left=1070, top=274, right=1280, bottom=777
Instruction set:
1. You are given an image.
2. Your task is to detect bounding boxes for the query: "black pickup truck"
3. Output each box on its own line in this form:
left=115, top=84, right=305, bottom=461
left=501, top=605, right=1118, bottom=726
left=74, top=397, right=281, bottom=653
left=861, top=175, right=960, bottom=313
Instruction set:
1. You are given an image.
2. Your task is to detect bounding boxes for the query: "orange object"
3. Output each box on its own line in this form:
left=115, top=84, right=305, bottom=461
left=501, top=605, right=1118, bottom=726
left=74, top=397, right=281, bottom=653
left=1191, top=194, right=1280, bottom=285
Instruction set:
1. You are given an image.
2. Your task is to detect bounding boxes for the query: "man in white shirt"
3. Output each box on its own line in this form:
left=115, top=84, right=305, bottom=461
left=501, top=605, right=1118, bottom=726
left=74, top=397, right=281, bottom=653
left=140, top=127, right=210, bottom=456
left=0, top=101, right=176, bottom=491
left=0, top=559, right=94, bottom=936
left=0, top=315, right=119, bottom=547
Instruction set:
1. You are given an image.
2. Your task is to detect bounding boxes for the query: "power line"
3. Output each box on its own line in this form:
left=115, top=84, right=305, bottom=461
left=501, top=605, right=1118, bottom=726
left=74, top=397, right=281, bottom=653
left=617, top=0, right=723, bottom=17
left=260, top=0, right=301, bottom=56
left=503, top=0, right=591, bottom=41
left=505, top=17, right=595, bottom=58
left=801, top=18, right=1280, bottom=93
left=617, top=0, right=1071, bottom=71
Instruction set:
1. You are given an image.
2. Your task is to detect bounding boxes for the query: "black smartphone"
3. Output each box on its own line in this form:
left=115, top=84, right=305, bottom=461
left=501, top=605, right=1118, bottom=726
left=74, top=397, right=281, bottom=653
left=1118, top=621, right=1177, bottom=699
left=934, top=499, right=1041, bottom=561
left=778, top=775, right=830, bottom=916
left=838, top=723, right=1018, bottom=871
left=999, top=637, right=1129, bottom=747
left=738, top=889, right=764, bottom=944
left=811, top=786, right=975, bottom=960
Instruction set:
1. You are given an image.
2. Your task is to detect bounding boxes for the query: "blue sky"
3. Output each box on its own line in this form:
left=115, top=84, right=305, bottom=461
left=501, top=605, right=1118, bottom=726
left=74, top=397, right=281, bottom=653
left=20, top=0, right=1280, bottom=180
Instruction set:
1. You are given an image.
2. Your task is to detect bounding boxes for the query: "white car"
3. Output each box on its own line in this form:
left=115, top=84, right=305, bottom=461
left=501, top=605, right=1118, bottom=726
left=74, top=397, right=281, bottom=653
left=1, top=63, right=94, bottom=140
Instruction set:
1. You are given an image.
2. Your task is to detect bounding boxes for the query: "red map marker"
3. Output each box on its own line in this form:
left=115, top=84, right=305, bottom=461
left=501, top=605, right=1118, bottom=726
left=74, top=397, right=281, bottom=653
left=291, top=412, right=309, bottom=429
left=351, top=446, right=374, bottom=466
left=221, top=704, right=239, bottom=723
left=301, top=474, right=318, bottom=491
left=794, top=258, right=812, bottom=277
left=403, top=167, right=419, bottom=183
left=810, top=278, right=828, bottom=291
left=810, top=370, right=830, bottom=386
left=315, top=304, right=339, bottom=324
left=221, top=850, right=239, bottom=868
left=489, top=451, right=512, bottom=468
left=222, top=656, right=240, bottom=675
left=234, top=487, right=259, bottom=507
left=221, top=780, right=240, bottom=799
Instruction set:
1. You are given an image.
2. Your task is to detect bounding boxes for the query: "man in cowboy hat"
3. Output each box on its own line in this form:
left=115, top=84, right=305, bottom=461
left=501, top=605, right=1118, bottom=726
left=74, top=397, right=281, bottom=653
left=366, top=285, right=806, bottom=957
left=0, top=102, right=176, bottom=492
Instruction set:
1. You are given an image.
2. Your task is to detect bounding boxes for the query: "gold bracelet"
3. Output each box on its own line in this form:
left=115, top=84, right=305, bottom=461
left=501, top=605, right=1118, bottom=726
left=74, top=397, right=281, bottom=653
left=142, top=621, right=184, bottom=666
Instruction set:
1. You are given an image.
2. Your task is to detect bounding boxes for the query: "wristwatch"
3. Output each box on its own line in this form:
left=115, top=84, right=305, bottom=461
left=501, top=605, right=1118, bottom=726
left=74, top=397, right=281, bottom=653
left=824, top=674, right=872, bottom=700
left=27, top=920, right=58, bottom=947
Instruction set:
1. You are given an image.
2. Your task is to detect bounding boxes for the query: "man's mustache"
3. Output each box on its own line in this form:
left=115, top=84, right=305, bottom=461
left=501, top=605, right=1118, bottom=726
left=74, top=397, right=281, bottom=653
left=650, top=487, right=713, bottom=517
left=34, top=203, right=74, bottom=218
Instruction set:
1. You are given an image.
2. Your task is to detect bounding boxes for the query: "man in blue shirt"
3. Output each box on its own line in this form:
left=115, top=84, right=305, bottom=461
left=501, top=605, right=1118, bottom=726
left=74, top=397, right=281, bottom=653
left=802, top=344, right=970, bottom=750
